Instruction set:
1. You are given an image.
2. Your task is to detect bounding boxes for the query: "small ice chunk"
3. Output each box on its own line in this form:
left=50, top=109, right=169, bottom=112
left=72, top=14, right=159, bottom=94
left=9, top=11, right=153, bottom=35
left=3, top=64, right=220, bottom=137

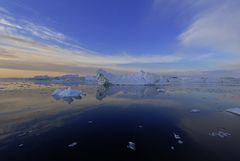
left=226, top=108, right=240, bottom=116
left=191, top=109, right=200, bottom=113
left=209, top=131, right=231, bottom=138
left=171, top=146, right=175, bottom=150
left=173, top=133, right=181, bottom=139
left=178, top=140, right=184, bottom=144
left=127, top=141, right=136, bottom=150
left=68, top=142, right=78, bottom=147
left=157, top=88, right=166, bottom=93
left=138, top=125, right=143, bottom=128
left=18, top=144, right=23, bottom=147
left=88, top=121, right=93, bottom=124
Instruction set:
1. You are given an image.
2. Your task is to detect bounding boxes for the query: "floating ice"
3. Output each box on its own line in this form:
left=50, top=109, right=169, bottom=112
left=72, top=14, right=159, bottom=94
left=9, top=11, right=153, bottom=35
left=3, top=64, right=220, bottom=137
left=209, top=131, right=231, bottom=138
left=226, top=108, right=240, bottom=116
left=68, top=142, right=78, bottom=147
left=173, top=133, right=184, bottom=144
left=18, top=144, right=23, bottom=147
left=171, top=146, right=175, bottom=150
left=127, top=141, right=136, bottom=150
left=191, top=109, right=200, bottom=113
left=178, top=140, right=184, bottom=144
left=157, top=88, right=166, bottom=93
left=52, top=87, right=84, bottom=98
left=88, top=121, right=93, bottom=124
left=173, top=133, right=181, bottom=139
left=138, top=125, right=143, bottom=128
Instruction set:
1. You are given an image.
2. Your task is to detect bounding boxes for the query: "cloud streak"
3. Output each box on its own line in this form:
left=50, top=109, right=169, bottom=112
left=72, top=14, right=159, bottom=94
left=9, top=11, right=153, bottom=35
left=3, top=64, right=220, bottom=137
left=0, top=6, right=181, bottom=76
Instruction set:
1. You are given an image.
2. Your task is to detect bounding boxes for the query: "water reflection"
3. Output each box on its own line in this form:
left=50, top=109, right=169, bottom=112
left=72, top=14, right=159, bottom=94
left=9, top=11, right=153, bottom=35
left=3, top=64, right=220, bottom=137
left=52, top=95, right=83, bottom=104
left=96, top=85, right=163, bottom=100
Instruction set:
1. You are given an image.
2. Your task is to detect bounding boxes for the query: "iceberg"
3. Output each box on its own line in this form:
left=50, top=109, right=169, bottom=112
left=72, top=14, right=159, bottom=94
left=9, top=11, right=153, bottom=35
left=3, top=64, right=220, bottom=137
left=96, top=69, right=161, bottom=85
left=52, top=87, right=85, bottom=103
left=52, top=87, right=84, bottom=98
left=226, top=108, right=240, bottom=115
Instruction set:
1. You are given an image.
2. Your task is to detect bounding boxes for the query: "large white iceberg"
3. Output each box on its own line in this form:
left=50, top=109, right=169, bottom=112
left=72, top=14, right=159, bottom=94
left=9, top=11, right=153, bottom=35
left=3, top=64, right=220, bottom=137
left=96, top=69, right=161, bottom=85
left=52, top=87, right=85, bottom=98
left=226, top=108, right=240, bottom=115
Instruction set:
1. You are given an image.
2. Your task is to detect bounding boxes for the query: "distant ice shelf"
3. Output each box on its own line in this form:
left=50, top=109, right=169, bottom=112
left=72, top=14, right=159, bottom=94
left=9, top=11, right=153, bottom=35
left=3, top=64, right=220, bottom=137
left=226, top=108, right=240, bottom=115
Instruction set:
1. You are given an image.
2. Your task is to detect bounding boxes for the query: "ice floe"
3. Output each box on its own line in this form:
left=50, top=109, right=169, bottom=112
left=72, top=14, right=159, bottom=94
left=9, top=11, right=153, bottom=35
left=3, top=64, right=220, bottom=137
left=127, top=141, right=136, bottom=150
left=68, top=142, right=78, bottom=147
left=209, top=131, right=231, bottom=138
left=226, top=108, right=240, bottom=116
left=173, top=133, right=184, bottom=144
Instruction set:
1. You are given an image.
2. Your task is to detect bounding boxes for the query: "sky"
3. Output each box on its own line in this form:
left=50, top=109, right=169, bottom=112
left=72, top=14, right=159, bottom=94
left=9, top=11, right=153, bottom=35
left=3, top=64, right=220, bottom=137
left=0, top=0, right=240, bottom=77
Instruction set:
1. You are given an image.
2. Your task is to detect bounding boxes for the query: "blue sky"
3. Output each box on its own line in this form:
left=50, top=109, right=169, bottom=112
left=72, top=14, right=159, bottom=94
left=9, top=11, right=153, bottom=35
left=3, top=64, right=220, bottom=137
left=0, top=0, right=240, bottom=77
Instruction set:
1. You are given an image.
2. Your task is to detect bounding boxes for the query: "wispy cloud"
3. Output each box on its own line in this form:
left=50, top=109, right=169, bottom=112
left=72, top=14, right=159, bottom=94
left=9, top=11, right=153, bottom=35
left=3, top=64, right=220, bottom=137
left=179, top=1, right=240, bottom=54
left=0, top=6, right=181, bottom=76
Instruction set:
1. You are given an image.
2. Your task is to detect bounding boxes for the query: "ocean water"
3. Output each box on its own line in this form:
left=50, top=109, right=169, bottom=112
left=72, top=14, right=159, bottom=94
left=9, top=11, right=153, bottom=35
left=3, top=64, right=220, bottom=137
left=0, top=80, right=240, bottom=161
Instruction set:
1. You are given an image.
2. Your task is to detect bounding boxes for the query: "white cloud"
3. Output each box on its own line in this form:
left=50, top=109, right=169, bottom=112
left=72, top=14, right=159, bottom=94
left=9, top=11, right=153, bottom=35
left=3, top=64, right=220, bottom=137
left=179, top=2, right=240, bottom=54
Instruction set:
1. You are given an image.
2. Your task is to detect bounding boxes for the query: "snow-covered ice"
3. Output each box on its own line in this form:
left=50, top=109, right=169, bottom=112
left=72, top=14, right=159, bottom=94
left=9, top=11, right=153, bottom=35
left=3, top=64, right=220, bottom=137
left=226, top=108, right=240, bottom=116
left=127, top=141, right=136, bottom=150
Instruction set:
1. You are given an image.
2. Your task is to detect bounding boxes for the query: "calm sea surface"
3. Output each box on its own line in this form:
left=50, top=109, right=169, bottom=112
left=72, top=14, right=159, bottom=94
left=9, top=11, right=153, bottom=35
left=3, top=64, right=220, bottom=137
left=0, top=80, right=240, bottom=161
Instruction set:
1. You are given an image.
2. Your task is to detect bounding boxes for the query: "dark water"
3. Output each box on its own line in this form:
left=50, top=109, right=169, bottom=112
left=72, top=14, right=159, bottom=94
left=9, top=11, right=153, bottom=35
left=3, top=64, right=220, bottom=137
left=0, top=81, right=240, bottom=161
